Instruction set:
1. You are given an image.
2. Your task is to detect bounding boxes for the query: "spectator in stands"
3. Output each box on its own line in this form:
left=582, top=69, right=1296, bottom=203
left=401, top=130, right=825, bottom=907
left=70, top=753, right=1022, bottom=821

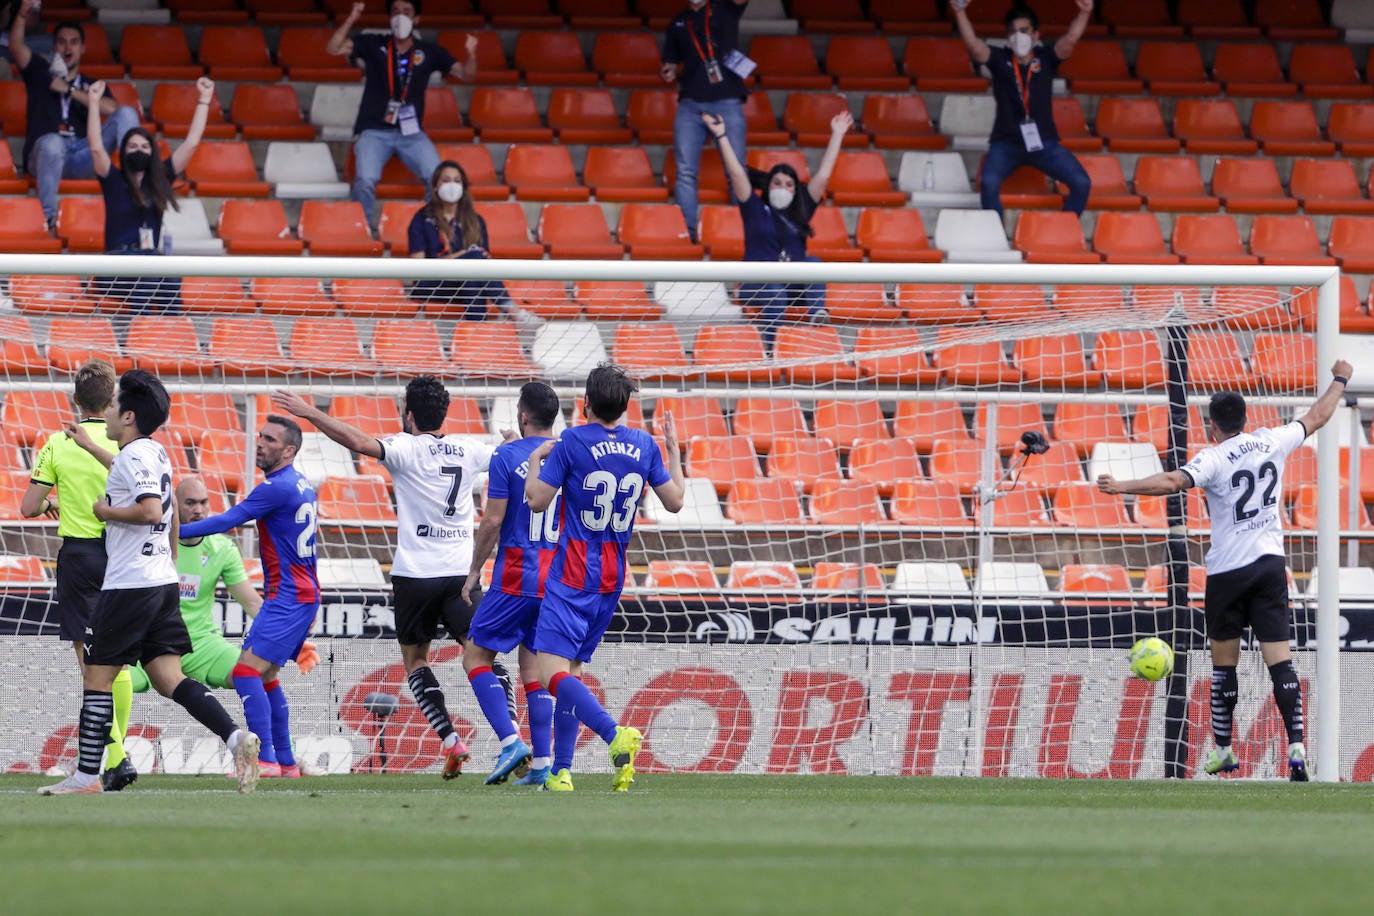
left=326, top=1, right=478, bottom=225
left=9, top=0, right=139, bottom=230
left=953, top=0, right=1093, bottom=217
left=661, top=0, right=751, bottom=239
left=706, top=109, right=851, bottom=352
left=0, top=0, right=51, bottom=66
left=407, top=160, right=541, bottom=330
left=86, top=77, right=214, bottom=310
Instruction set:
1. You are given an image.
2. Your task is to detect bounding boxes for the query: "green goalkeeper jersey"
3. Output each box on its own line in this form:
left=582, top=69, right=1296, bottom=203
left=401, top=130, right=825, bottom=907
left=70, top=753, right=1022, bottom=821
left=176, top=533, right=249, bottom=647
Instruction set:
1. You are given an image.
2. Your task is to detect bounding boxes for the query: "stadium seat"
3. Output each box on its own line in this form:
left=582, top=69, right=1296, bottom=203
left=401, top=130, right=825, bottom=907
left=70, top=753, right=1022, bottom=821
left=1051, top=97, right=1103, bottom=152
left=992, top=162, right=1063, bottom=210
left=742, top=92, right=790, bottom=146
left=973, top=284, right=1053, bottom=323
left=852, top=328, right=938, bottom=385
left=793, top=0, right=873, bottom=33
left=483, top=0, right=562, bottom=30
left=245, top=0, right=327, bottom=27
left=1134, top=491, right=1208, bottom=529
left=810, top=562, right=885, bottom=596
left=121, top=25, right=203, bottom=80
left=1211, top=158, right=1298, bottom=214
left=1141, top=564, right=1208, bottom=602
left=810, top=478, right=886, bottom=526
left=889, top=478, right=970, bottom=528
left=176, top=276, right=252, bottom=316
left=1012, top=335, right=1102, bottom=388
left=932, top=209, right=1022, bottom=264
left=45, top=317, right=126, bottom=374
left=371, top=320, right=448, bottom=375
left=641, top=476, right=730, bottom=528
left=805, top=210, right=865, bottom=263
left=1058, top=40, right=1142, bottom=94
left=625, top=90, right=676, bottom=144
left=421, top=87, right=476, bottom=143
left=170, top=394, right=243, bottom=446
left=1070, top=158, right=1140, bottom=209
left=1288, top=44, right=1372, bottom=98
left=731, top=399, right=809, bottom=455
left=697, top=205, right=744, bottom=260
left=591, top=32, right=661, bottom=88
left=975, top=402, right=1049, bottom=456
left=894, top=284, right=974, bottom=324
left=1256, top=0, right=1337, bottom=40
left=892, top=401, right=970, bottom=454
left=0, top=554, right=51, bottom=586
left=618, top=205, right=705, bottom=260
left=1053, top=483, right=1136, bottom=528
left=331, top=278, right=415, bottom=319
left=1012, top=211, right=1100, bottom=264
left=580, top=147, right=666, bottom=203
left=725, top=560, right=803, bottom=592
left=277, top=27, right=359, bottom=81
left=1135, top=41, right=1220, bottom=95
left=0, top=143, right=28, bottom=194
left=1171, top=213, right=1258, bottom=265
left=747, top=149, right=813, bottom=185
left=936, top=94, right=996, bottom=150
left=826, top=152, right=907, bottom=207
left=1328, top=219, right=1374, bottom=276
left=1173, top=98, right=1258, bottom=156
left=152, top=427, right=193, bottom=478
left=514, top=30, right=596, bottom=86
left=686, top=436, right=761, bottom=496
left=573, top=280, right=659, bottom=321
left=1059, top=564, right=1133, bottom=602
left=468, top=88, right=554, bottom=143
left=532, top=322, right=608, bottom=378
left=782, top=94, right=865, bottom=149
left=68, top=22, right=121, bottom=80
left=927, top=438, right=994, bottom=495
left=504, top=144, right=590, bottom=202
left=0, top=316, right=45, bottom=376
left=436, top=30, right=516, bottom=86
left=1251, top=332, right=1317, bottom=391
left=1132, top=403, right=1208, bottom=455
left=1092, top=212, right=1180, bottom=264
left=125, top=315, right=208, bottom=375
left=903, top=37, right=987, bottom=92
left=8, top=274, right=100, bottom=316
left=1093, top=330, right=1167, bottom=389
left=765, top=436, right=842, bottom=493
left=611, top=322, right=688, bottom=380
left=328, top=395, right=399, bottom=441
left=298, top=201, right=383, bottom=257
left=813, top=400, right=890, bottom=454
left=1249, top=216, right=1334, bottom=266
left=1177, top=0, right=1259, bottom=38
left=290, top=317, right=377, bottom=378
left=1209, top=43, right=1295, bottom=99
left=726, top=479, right=805, bottom=525
left=1289, top=159, right=1374, bottom=214
left=652, top=396, right=729, bottom=444
left=317, top=475, right=397, bottom=525
left=250, top=277, right=331, bottom=317
left=861, top=94, right=945, bottom=151
left=1094, top=98, right=1181, bottom=153
left=150, top=83, right=234, bottom=140
left=537, top=204, right=625, bottom=259
left=971, top=485, right=1050, bottom=528
left=1184, top=331, right=1253, bottom=388
left=0, top=472, right=33, bottom=520
left=847, top=438, right=923, bottom=497
left=1088, top=442, right=1166, bottom=484
left=208, top=317, right=290, bottom=376
left=185, top=141, right=269, bottom=198
left=0, top=80, right=28, bottom=138
left=504, top=278, right=582, bottom=320
left=772, top=325, right=857, bottom=385
left=931, top=334, right=1020, bottom=388
left=444, top=396, right=488, bottom=436
left=1216, top=285, right=1302, bottom=331
left=643, top=560, right=718, bottom=592
left=748, top=35, right=831, bottom=90
left=447, top=323, right=538, bottom=379
left=867, top=0, right=949, bottom=33
left=1327, top=103, right=1374, bottom=157
left=1014, top=440, right=1085, bottom=498
left=2, top=390, right=72, bottom=447
left=0, top=199, right=61, bottom=254
left=547, top=89, right=633, bottom=146
left=435, top=145, right=508, bottom=200
left=1249, top=101, right=1335, bottom=157
left=263, top=142, right=349, bottom=200
left=199, top=25, right=281, bottom=82
left=663, top=148, right=731, bottom=207
left=1051, top=403, right=1130, bottom=459
left=167, top=0, right=251, bottom=25
left=1292, top=483, right=1374, bottom=531
left=54, top=196, right=104, bottom=253
left=825, top=35, right=908, bottom=91
left=853, top=208, right=941, bottom=264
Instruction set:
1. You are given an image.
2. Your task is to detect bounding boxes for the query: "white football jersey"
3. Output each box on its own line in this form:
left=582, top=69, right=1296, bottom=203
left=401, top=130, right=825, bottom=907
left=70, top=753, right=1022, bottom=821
left=380, top=431, right=495, bottom=578
left=1181, top=421, right=1307, bottom=575
left=102, top=437, right=177, bottom=590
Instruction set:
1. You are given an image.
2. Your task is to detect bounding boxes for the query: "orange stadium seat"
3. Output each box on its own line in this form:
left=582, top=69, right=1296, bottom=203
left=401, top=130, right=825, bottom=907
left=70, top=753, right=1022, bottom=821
left=1051, top=97, right=1103, bottom=152
left=475, top=203, right=545, bottom=259
left=1052, top=283, right=1123, bottom=319
left=1256, top=0, right=1337, bottom=40
left=297, top=201, right=383, bottom=257
left=502, top=279, right=580, bottom=321
left=547, top=89, right=632, bottom=146
left=180, top=276, right=254, bottom=315
left=290, top=317, right=377, bottom=377
left=592, top=32, right=661, bottom=88
left=926, top=438, right=989, bottom=495
left=232, top=84, right=313, bottom=142
left=1251, top=332, right=1317, bottom=391
left=1059, top=564, right=1133, bottom=602
left=1289, top=159, right=1374, bottom=214
left=167, top=0, right=251, bottom=24
left=686, top=435, right=761, bottom=496
left=853, top=327, right=938, bottom=385
left=810, top=478, right=886, bottom=526
left=1142, top=564, right=1209, bottom=603
left=811, top=562, right=885, bottom=595
left=972, top=486, right=1049, bottom=528
left=561, top=0, right=639, bottom=28
left=782, top=94, right=865, bottom=149
left=1013, top=210, right=1101, bottom=263
left=725, top=561, right=803, bottom=592
left=1328, top=219, right=1374, bottom=276
left=625, top=90, right=676, bottom=144
left=1218, top=285, right=1301, bottom=330
left=481, top=0, right=562, bottom=30
left=808, top=209, right=865, bottom=263
left=199, top=25, right=281, bottom=82
left=1249, top=100, right=1334, bottom=157
left=503, top=144, right=589, bottom=202
left=1094, top=330, right=1167, bottom=389
left=55, top=196, right=104, bottom=253
left=662, top=148, right=730, bottom=206
left=1177, top=0, right=1259, bottom=38
left=0, top=199, right=61, bottom=254
left=3, top=390, right=72, bottom=447
left=774, top=325, right=858, bottom=385
left=370, top=320, right=448, bottom=375
left=329, top=277, right=412, bottom=319
left=441, top=397, right=486, bottom=436
left=1288, top=44, right=1372, bottom=99
left=1134, top=492, right=1208, bottom=529
left=45, top=317, right=126, bottom=374
left=848, top=438, right=923, bottom=497
left=1171, top=213, right=1258, bottom=265
left=582, top=147, right=666, bottom=203
left=318, top=475, right=397, bottom=525
left=0, top=81, right=27, bottom=137
left=152, top=427, right=193, bottom=477
left=743, top=92, right=790, bottom=146
left=244, top=0, right=325, bottom=27
left=186, top=142, right=270, bottom=198
left=825, top=35, right=909, bottom=91
left=468, top=88, right=553, bottom=144
left=612, top=322, right=687, bottom=379
left=1281, top=445, right=1318, bottom=503
left=690, top=325, right=779, bottom=382
left=277, top=27, right=363, bottom=82
left=890, top=478, right=971, bottom=527
left=1014, top=335, right=1102, bottom=388
left=618, top=204, right=705, bottom=260
left=973, top=284, right=1053, bottom=323
left=1093, top=212, right=1180, bottom=264
left=1052, top=403, right=1130, bottom=458
left=65, top=23, right=120, bottom=80
left=861, top=94, right=945, bottom=150
left=0, top=315, right=45, bottom=376
left=250, top=276, right=331, bottom=316
left=1018, top=440, right=1085, bottom=497
left=652, top=396, right=729, bottom=444
left=1058, top=40, right=1142, bottom=95
left=932, top=336, right=1021, bottom=388
left=993, top=163, right=1062, bottom=210
left=1248, top=215, right=1334, bottom=266
left=732, top=399, right=809, bottom=455
left=1132, top=156, right=1219, bottom=211
left=420, top=87, right=476, bottom=144
left=726, top=480, right=803, bottom=527
left=125, top=315, right=208, bottom=375
left=0, top=143, right=28, bottom=194
left=0, top=471, right=32, bottom=520
left=574, top=394, right=641, bottom=429
left=1054, top=484, right=1136, bottom=529
left=1187, top=331, right=1252, bottom=388
left=766, top=436, right=841, bottom=494
left=827, top=152, right=907, bottom=206
left=449, top=323, right=539, bottom=378
left=812, top=399, right=890, bottom=453
left=436, top=30, right=514, bottom=86
left=1292, top=483, right=1373, bottom=531
left=152, top=83, right=235, bottom=140
left=573, top=280, right=659, bottom=321
left=698, top=205, right=744, bottom=260
left=1133, top=404, right=1208, bottom=456
left=1211, top=43, right=1296, bottom=97
left=514, top=30, right=596, bottom=87
left=9, top=274, right=98, bottom=315
left=748, top=35, right=831, bottom=90
left=644, top=560, right=718, bottom=592
left=897, top=283, right=976, bottom=324
left=792, top=0, right=872, bottom=33
left=903, top=37, right=988, bottom=92
left=747, top=149, right=812, bottom=183
left=170, top=393, right=242, bottom=445
left=538, top=204, right=626, bottom=259
left=1327, top=103, right=1374, bottom=157
left=208, top=317, right=290, bottom=376
left=855, top=208, right=941, bottom=263
left=1171, top=99, right=1257, bottom=155
left=1094, top=98, right=1181, bottom=153
left=433, top=144, right=507, bottom=200
left=120, top=25, right=203, bottom=80
left=328, top=395, right=399, bottom=440
left=1135, top=41, right=1220, bottom=95
left=892, top=401, right=970, bottom=453
left=975, top=402, right=1049, bottom=455
left=1098, top=0, right=1181, bottom=36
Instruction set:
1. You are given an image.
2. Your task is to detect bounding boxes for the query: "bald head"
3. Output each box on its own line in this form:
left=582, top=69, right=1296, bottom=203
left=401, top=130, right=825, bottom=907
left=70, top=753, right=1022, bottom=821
left=177, top=476, right=211, bottom=526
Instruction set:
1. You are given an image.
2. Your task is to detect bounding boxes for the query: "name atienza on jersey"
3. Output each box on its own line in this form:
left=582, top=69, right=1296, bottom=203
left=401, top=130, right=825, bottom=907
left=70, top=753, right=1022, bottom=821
left=103, top=438, right=176, bottom=590
left=1181, top=421, right=1308, bottom=575
left=380, top=432, right=495, bottom=578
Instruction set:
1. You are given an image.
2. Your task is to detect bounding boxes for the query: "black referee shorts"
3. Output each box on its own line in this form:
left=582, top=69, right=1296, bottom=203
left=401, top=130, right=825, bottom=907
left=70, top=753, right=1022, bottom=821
left=392, top=575, right=479, bottom=646
left=55, top=537, right=107, bottom=643
left=85, top=583, right=191, bottom=668
left=1204, top=554, right=1292, bottom=643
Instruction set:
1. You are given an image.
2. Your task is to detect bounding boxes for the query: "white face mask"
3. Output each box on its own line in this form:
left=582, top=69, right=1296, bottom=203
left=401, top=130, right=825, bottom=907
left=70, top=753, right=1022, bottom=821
left=1009, top=32, right=1034, bottom=57
left=768, top=187, right=794, bottom=211
left=391, top=14, right=414, bottom=39
left=437, top=182, right=463, bottom=203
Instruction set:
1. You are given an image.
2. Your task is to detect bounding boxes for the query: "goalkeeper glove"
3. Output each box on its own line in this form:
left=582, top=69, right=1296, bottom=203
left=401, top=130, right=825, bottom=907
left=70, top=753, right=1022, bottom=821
left=296, top=641, right=320, bottom=674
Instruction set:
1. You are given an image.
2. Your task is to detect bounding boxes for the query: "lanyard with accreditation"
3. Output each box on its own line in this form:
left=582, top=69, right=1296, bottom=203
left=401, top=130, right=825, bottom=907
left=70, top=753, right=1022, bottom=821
left=1009, top=55, right=1045, bottom=152
left=385, top=40, right=421, bottom=135
left=685, top=3, right=755, bottom=84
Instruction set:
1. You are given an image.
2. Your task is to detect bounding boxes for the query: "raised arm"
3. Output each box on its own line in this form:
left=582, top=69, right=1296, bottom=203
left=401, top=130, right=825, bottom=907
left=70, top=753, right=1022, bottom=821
left=1054, top=0, right=1095, bottom=60
left=1097, top=470, right=1191, bottom=497
left=86, top=80, right=111, bottom=178
left=652, top=411, right=685, bottom=513
left=326, top=0, right=363, bottom=58
left=272, top=390, right=384, bottom=459
left=448, top=33, right=478, bottom=82
left=951, top=0, right=991, bottom=65
left=9, top=0, right=34, bottom=71
left=171, top=77, right=216, bottom=175
left=704, top=111, right=753, bottom=203
left=464, top=496, right=506, bottom=603
left=1295, top=359, right=1355, bottom=435
left=807, top=111, right=853, bottom=203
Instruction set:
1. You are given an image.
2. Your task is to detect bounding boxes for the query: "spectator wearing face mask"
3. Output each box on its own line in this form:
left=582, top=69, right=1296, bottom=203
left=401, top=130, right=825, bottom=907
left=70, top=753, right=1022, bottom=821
left=704, top=109, right=851, bottom=352
left=327, top=0, right=478, bottom=225
left=953, top=0, right=1093, bottom=217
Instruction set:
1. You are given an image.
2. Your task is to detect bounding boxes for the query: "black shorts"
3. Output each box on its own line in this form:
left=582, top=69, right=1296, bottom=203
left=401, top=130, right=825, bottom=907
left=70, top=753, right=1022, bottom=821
left=85, top=583, right=191, bottom=668
left=1204, top=554, right=1291, bottom=643
left=55, top=538, right=107, bottom=643
left=392, top=575, right=479, bottom=646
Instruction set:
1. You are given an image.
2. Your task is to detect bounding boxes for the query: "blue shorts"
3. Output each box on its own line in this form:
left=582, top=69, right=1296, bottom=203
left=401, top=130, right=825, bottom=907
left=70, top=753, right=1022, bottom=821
left=531, top=580, right=620, bottom=663
left=243, top=601, right=318, bottom=667
left=468, top=589, right=542, bottom=654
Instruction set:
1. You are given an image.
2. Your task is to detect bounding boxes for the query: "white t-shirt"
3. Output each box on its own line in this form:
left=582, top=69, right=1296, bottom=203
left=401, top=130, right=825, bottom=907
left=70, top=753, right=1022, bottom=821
left=1181, top=421, right=1307, bottom=575
left=102, top=436, right=177, bottom=590
left=380, top=431, right=494, bottom=578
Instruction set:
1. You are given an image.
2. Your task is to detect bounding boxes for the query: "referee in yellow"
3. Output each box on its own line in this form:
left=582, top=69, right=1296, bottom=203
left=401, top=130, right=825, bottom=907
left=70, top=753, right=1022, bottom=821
left=20, top=359, right=138, bottom=792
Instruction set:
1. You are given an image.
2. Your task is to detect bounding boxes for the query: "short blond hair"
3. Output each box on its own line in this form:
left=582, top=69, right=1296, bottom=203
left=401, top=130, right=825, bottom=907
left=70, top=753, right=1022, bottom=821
left=73, top=359, right=116, bottom=416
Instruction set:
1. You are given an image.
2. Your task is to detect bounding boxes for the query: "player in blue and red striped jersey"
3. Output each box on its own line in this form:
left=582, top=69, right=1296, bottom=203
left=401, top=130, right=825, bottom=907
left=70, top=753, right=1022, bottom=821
left=463, top=381, right=563, bottom=787
left=525, top=364, right=684, bottom=791
left=178, top=415, right=319, bottom=779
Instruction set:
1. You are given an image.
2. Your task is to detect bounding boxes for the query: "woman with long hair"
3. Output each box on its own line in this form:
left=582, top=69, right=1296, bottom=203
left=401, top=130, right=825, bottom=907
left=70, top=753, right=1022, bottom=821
left=705, top=108, right=852, bottom=351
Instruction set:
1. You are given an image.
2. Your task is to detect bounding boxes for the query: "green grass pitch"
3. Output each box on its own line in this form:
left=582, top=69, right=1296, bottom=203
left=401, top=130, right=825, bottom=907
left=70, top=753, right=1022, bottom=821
left=3, top=774, right=1373, bottom=915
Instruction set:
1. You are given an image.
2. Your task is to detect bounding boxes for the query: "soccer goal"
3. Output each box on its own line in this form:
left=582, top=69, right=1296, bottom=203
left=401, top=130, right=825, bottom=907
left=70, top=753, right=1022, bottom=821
left=0, top=253, right=1359, bottom=783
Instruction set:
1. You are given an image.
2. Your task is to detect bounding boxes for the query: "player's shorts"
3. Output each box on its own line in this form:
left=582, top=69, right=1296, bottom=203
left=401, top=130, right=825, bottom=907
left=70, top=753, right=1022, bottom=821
left=392, top=575, right=476, bottom=646
left=532, top=579, right=620, bottom=663
left=468, top=589, right=542, bottom=654
left=1204, top=554, right=1291, bottom=643
left=129, top=635, right=240, bottom=693
left=54, top=537, right=107, bottom=643
left=85, top=583, right=190, bottom=668
left=242, top=600, right=318, bottom=667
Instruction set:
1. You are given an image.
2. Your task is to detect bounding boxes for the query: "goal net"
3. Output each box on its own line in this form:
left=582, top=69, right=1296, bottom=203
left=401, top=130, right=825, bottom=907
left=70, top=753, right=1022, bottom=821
left=0, top=254, right=1356, bottom=782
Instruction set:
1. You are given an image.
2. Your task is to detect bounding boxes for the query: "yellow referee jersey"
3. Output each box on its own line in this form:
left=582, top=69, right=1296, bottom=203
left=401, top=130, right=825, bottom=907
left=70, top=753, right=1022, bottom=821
left=30, top=418, right=117, bottom=540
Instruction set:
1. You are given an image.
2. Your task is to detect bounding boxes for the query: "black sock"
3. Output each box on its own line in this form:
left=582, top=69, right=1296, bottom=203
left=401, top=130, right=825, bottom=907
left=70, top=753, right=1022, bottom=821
left=1268, top=660, right=1304, bottom=745
left=1211, top=666, right=1238, bottom=748
left=491, top=658, right=518, bottom=723
left=407, top=666, right=455, bottom=742
left=171, top=678, right=237, bottom=743
left=78, top=690, right=114, bottom=776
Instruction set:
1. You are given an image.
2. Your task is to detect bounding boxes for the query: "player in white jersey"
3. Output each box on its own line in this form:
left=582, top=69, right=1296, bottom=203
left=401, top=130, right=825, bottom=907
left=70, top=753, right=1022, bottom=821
left=274, top=377, right=516, bottom=779
left=41, top=369, right=259, bottom=795
left=1098, top=359, right=1353, bottom=782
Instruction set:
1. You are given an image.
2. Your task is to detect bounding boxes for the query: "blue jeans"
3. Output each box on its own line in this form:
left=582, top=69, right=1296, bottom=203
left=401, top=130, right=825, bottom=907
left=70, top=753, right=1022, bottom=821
left=739, top=256, right=825, bottom=352
left=980, top=139, right=1091, bottom=216
left=29, top=105, right=140, bottom=221
left=352, top=128, right=440, bottom=225
left=673, top=96, right=746, bottom=235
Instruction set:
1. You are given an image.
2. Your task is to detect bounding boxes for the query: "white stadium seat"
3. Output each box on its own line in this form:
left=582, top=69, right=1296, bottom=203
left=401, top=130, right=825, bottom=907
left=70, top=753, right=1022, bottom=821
left=642, top=477, right=732, bottom=527
left=316, top=557, right=387, bottom=590
left=973, top=561, right=1050, bottom=597
left=310, top=85, right=365, bottom=142
left=295, top=432, right=357, bottom=488
left=1087, top=442, right=1164, bottom=482
left=532, top=321, right=608, bottom=378
left=891, top=561, right=970, bottom=597
left=938, top=94, right=996, bottom=151
left=934, top=209, right=1023, bottom=263
left=264, top=142, right=350, bottom=200
left=486, top=395, right=567, bottom=440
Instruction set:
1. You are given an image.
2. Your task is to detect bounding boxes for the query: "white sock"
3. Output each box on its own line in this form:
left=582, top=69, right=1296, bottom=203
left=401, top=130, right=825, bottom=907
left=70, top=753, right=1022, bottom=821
left=71, top=771, right=99, bottom=787
left=501, top=733, right=519, bottom=748
left=531, top=756, right=550, bottom=770
left=442, top=733, right=458, bottom=751
left=227, top=729, right=244, bottom=753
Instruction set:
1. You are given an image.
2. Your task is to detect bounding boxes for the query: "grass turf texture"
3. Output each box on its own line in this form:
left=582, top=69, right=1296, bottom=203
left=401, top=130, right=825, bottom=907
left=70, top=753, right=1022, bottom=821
left=3, top=775, right=1373, bottom=915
